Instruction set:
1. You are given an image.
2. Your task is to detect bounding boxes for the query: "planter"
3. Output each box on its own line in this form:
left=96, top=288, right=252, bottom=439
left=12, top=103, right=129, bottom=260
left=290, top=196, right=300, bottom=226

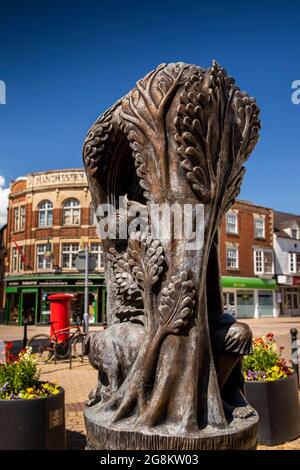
left=0, top=386, right=65, bottom=450
left=245, top=373, right=300, bottom=446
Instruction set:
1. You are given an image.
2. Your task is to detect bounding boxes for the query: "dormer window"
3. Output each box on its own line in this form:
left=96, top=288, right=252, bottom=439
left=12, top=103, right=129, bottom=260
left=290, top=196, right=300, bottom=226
left=292, top=228, right=299, bottom=239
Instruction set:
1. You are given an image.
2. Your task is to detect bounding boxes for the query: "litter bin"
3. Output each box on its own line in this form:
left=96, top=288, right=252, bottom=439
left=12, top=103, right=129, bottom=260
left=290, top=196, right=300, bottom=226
left=48, top=294, right=73, bottom=342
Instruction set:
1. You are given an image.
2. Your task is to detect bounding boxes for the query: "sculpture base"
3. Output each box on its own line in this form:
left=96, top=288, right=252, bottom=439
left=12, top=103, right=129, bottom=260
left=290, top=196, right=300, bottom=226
left=84, top=406, right=258, bottom=450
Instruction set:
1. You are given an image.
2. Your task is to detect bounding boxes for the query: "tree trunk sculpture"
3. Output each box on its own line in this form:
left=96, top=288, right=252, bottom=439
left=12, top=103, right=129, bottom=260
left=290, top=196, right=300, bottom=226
left=83, top=61, right=260, bottom=449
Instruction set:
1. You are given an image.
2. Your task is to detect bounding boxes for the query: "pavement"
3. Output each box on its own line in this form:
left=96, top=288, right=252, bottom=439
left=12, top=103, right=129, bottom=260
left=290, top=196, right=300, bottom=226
left=1, top=317, right=300, bottom=450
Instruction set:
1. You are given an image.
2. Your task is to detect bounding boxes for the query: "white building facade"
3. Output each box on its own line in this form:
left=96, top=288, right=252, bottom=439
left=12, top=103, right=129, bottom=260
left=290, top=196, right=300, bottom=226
left=274, top=212, right=300, bottom=316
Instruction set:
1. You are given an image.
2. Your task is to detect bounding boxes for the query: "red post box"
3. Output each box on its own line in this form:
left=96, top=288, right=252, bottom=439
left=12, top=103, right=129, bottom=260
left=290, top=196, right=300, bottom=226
left=48, top=293, right=73, bottom=342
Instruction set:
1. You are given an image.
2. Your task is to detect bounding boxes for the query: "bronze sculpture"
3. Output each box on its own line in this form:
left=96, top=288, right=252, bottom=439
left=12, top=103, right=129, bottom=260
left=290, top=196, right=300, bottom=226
left=83, top=61, right=260, bottom=449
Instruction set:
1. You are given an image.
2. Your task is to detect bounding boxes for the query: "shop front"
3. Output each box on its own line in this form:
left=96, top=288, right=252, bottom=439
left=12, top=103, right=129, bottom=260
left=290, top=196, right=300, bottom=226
left=5, top=274, right=106, bottom=326
left=222, top=276, right=278, bottom=318
left=277, top=275, right=300, bottom=316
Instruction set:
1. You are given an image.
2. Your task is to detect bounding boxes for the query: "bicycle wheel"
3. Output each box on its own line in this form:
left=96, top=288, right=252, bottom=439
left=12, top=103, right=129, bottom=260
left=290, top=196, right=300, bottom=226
left=55, top=340, right=71, bottom=360
left=72, top=334, right=87, bottom=360
left=27, top=334, right=55, bottom=364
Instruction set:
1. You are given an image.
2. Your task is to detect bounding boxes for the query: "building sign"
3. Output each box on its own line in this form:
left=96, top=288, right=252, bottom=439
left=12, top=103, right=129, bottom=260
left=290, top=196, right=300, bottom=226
left=6, top=277, right=104, bottom=287
left=27, top=170, right=87, bottom=189
left=293, top=277, right=300, bottom=286
left=277, top=275, right=293, bottom=285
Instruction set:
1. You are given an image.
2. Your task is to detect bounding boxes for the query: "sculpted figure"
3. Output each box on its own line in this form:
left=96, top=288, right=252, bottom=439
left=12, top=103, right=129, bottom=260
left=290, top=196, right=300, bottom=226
left=83, top=61, right=260, bottom=449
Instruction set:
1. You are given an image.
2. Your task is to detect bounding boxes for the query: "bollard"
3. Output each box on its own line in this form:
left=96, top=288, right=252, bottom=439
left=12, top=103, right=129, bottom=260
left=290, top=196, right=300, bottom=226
left=290, top=328, right=299, bottom=389
left=23, top=318, right=29, bottom=349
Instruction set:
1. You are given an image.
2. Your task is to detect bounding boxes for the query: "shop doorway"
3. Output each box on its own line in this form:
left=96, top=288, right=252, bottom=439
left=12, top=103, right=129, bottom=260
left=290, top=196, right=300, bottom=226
left=284, top=288, right=300, bottom=315
left=223, top=291, right=236, bottom=317
left=236, top=290, right=255, bottom=318
left=258, top=290, right=273, bottom=317
left=21, top=290, right=37, bottom=325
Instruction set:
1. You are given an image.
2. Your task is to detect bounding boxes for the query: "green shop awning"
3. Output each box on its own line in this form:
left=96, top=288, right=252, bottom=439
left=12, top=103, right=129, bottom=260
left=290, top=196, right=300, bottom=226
left=222, top=276, right=277, bottom=290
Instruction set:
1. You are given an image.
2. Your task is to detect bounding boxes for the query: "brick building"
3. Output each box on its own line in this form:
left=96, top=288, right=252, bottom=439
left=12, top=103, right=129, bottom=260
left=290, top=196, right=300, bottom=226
left=0, top=224, right=8, bottom=320
left=3, top=169, right=280, bottom=324
left=4, top=169, right=105, bottom=325
left=220, top=200, right=278, bottom=318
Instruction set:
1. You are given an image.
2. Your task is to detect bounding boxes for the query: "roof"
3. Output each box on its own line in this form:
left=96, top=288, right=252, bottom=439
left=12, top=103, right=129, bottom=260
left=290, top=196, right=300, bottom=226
left=274, top=210, right=300, bottom=238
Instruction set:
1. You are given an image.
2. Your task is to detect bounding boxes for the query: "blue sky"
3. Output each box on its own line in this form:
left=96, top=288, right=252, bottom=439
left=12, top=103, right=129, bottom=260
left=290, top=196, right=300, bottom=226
left=0, top=0, right=299, bottom=221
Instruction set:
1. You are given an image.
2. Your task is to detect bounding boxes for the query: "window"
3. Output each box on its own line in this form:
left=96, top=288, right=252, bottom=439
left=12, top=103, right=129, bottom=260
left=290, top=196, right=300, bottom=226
left=289, top=253, right=300, bottom=274
left=62, top=243, right=79, bottom=268
left=38, top=200, right=53, bottom=227
left=12, top=246, right=24, bottom=272
left=20, top=206, right=26, bottom=231
left=292, top=228, right=298, bottom=239
left=13, top=206, right=26, bottom=231
left=62, top=199, right=80, bottom=225
left=36, top=244, right=52, bottom=270
left=90, top=243, right=103, bottom=269
left=13, top=207, right=19, bottom=231
left=254, top=216, right=265, bottom=238
left=90, top=204, right=97, bottom=225
left=254, top=249, right=273, bottom=274
left=226, top=211, right=238, bottom=234
left=226, top=246, right=239, bottom=269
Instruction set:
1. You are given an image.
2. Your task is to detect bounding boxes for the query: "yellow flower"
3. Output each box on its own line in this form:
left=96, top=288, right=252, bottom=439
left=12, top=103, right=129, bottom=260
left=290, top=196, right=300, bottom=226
left=26, top=387, right=34, bottom=393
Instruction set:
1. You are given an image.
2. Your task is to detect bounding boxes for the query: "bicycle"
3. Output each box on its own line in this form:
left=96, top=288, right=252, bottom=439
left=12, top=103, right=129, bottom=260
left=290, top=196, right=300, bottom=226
left=27, top=322, right=86, bottom=364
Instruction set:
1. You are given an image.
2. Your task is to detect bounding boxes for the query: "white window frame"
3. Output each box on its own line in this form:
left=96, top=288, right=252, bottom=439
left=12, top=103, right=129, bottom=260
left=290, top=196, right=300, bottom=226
left=226, top=211, right=238, bottom=235
left=254, top=215, right=265, bottom=239
left=291, top=228, right=299, bottom=240
left=20, top=206, right=26, bottom=231
left=90, top=242, right=103, bottom=270
left=61, top=242, right=79, bottom=269
left=90, top=204, right=97, bottom=225
left=11, top=246, right=24, bottom=273
left=13, top=207, right=19, bottom=232
left=13, top=205, right=26, bottom=232
left=38, top=200, right=53, bottom=227
left=62, top=199, right=81, bottom=226
left=254, top=249, right=274, bottom=275
left=226, top=246, right=239, bottom=269
left=289, top=253, right=300, bottom=274
left=36, top=244, right=52, bottom=271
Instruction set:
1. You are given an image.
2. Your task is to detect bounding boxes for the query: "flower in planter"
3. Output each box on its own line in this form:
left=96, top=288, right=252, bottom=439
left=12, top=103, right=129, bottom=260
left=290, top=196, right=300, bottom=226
left=0, top=346, right=60, bottom=400
left=243, top=333, right=293, bottom=382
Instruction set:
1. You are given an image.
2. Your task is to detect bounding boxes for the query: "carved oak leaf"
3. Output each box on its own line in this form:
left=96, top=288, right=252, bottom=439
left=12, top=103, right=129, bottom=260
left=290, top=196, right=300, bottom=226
left=175, top=60, right=260, bottom=209
left=158, top=271, right=196, bottom=334
left=119, top=63, right=202, bottom=202
left=107, top=247, right=141, bottom=298
left=127, top=234, right=164, bottom=289
left=107, top=247, right=143, bottom=320
left=83, top=100, right=121, bottom=193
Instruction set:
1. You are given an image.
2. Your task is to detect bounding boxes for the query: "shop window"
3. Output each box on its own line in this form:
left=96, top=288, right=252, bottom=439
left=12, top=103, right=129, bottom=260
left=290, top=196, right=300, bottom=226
left=8, top=294, right=19, bottom=323
left=289, top=253, right=300, bottom=274
left=13, top=205, right=26, bottom=232
left=226, top=246, right=239, bottom=269
left=254, top=216, right=265, bottom=239
left=62, top=198, right=80, bottom=225
left=226, top=211, right=238, bottom=234
left=258, top=291, right=273, bottom=317
left=62, top=243, right=79, bottom=268
left=254, top=249, right=273, bottom=274
left=90, top=243, right=103, bottom=269
left=38, top=200, right=53, bottom=227
left=36, top=244, right=52, bottom=270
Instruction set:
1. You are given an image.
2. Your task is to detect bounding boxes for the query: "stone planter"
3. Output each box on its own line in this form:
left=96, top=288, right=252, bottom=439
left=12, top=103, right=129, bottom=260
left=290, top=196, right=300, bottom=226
left=0, top=386, right=65, bottom=450
left=245, top=373, right=300, bottom=446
